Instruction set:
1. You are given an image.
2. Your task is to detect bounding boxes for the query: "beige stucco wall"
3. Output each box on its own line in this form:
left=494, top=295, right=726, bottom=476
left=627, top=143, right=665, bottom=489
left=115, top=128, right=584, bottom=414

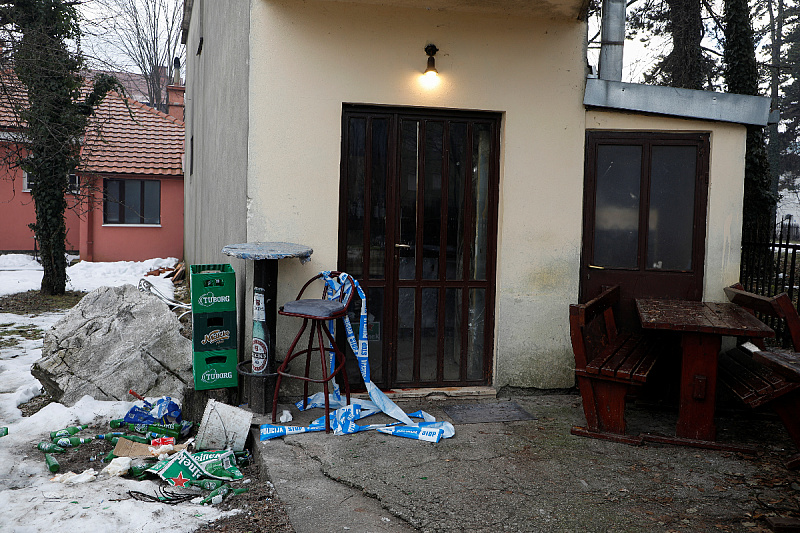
left=247, top=0, right=589, bottom=388
left=585, top=110, right=748, bottom=305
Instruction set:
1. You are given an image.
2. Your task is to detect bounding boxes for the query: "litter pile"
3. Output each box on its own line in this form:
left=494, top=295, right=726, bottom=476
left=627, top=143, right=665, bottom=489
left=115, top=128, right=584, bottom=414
left=33, top=393, right=252, bottom=507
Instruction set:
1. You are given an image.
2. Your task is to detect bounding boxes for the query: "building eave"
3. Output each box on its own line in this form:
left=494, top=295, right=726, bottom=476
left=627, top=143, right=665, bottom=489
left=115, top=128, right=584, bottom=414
left=584, top=78, right=772, bottom=127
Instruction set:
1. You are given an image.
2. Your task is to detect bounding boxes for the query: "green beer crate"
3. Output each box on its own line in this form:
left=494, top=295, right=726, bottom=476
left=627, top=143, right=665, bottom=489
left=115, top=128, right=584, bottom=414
left=193, top=349, right=238, bottom=390
left=193, top=310, right=238, bottom=352
left=190, top=264, right=236, bottom=313
left=191, top=264, right=238, bottom=390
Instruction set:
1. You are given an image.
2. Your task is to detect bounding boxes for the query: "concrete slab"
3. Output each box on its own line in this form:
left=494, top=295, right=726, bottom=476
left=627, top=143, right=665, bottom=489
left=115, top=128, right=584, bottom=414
left=252, top=393, right=800, bottom=532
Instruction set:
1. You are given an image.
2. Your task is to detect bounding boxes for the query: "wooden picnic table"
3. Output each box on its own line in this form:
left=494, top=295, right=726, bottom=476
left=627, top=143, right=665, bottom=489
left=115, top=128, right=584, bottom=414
left=636, top=299, right=774, bottom=447
left=752, top=349, right=800, bottom=383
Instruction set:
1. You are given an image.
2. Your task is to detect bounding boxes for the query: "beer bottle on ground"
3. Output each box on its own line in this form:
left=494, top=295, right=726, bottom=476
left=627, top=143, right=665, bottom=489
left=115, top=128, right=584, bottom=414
left=50, top=424, right=88, bottom=439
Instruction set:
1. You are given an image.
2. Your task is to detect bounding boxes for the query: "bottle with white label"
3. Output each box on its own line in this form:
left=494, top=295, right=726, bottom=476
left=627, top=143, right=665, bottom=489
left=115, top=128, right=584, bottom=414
left=252, top=287, right=269, bottom=373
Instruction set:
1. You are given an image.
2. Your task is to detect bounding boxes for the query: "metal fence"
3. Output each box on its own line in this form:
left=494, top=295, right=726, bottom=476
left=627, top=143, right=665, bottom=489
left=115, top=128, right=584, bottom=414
left=739, top=220, right=800, bottom=347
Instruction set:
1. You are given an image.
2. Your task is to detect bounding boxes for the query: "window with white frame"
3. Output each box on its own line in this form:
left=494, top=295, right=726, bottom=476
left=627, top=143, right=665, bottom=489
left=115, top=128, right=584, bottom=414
left=23, top=172, right=80, bottom=194
left=103, top=178, right=161, bottom=225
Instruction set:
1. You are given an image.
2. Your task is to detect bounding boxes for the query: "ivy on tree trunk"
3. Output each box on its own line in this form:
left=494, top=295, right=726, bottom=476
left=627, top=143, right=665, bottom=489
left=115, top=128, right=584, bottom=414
left=1, top=0, right=121, bottom=295
left=723, top=0, right=775, bottom=238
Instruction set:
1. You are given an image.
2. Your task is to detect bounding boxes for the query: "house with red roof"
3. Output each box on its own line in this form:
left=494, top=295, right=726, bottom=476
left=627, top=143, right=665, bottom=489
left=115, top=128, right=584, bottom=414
left=0, top=83, right=185, bottom=262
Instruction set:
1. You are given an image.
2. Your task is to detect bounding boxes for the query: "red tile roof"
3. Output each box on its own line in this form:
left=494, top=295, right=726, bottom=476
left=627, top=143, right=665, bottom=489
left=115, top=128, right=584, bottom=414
left=80, top=91, right=184, bottom=176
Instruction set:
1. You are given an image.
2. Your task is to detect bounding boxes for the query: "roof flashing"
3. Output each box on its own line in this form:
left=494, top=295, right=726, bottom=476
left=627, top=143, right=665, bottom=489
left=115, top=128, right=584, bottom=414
left=584, top=78, right=772, bottom=127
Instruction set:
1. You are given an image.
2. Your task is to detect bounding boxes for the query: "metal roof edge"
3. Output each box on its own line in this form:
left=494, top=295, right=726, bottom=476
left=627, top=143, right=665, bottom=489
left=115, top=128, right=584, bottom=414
left=583, top=78, right=771, bottom=127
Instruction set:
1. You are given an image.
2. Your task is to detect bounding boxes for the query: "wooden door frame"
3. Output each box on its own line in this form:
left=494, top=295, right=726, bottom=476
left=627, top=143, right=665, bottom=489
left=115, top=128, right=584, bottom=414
left=580, top=131, right=710, bottom=321
left=337, top=104, right=501, bottom=388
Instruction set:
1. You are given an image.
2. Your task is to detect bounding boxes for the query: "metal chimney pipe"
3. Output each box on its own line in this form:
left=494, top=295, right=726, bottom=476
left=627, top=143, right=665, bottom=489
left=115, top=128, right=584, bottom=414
left=598, top=0, right=625, bottom=82
left=173, top=57, right=181, bottom=86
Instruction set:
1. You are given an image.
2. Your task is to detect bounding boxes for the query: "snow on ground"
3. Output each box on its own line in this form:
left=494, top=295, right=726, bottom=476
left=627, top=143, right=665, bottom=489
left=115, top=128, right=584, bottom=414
left=0, top=257, right=234, bottom=532
left=0, top=254, right=178, bottom=298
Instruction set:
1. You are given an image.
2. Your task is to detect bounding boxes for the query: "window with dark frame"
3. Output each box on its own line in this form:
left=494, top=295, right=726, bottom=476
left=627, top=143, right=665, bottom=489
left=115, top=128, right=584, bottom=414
left=103, top=178, right=161, bottom=225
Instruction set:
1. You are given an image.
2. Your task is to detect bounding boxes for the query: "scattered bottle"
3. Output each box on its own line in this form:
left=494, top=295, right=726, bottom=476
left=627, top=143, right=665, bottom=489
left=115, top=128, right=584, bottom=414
left=51, top=436, right=92, bottom=448
left=44, top=453, right=60, bottom=473
left=186, top=478, right=225, bottom=491
left=103, top=450, right=117, bottom=463
left=129, top=461, right=155, bottom=478
left=199, top=485, right=248, bottom=505
left=119, top=435, right=150, bottom=445
left=49, top=424, right=88, bottom=439
left=37, top=441, right=66, bottom=453
left=109, top=420, right=181, bottom=438
left=96, top=432, right=125, bottom=440
left=0, top=427, right=8, bottom=437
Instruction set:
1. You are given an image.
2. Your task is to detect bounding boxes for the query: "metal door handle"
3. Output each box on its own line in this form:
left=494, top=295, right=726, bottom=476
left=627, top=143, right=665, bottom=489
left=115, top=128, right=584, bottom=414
left=394, top=243, right=412, bottom=249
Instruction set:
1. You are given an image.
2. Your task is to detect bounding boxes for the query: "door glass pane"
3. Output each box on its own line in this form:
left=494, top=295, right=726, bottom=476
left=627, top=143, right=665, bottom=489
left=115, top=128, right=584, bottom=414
left=423, top=122, right=443, bottom=280
left=124, top=180, right=141, bottom=224
left=399, top=120, right=419, bottom=280
left=370, top=118, right=389, bottom=279
left=420, top=288, right=438, bottom=381
left=143, top=181, right=160, bottom=224
left=467, top=288, right=485, bottom=381
left=346, top=118, right=366, bottom=277
left=447, top=123, right=467, bottom=280
left=593, top=145, right=642, bottom=268
left=443, top=288, right=461, bottom=381
left=648, top=146, right=697, bottom=271
left=396, top=287, right=415, bottom=382
left=471, top=124, right=492, bottom=280
left=367, top=287, right=384, bottom=384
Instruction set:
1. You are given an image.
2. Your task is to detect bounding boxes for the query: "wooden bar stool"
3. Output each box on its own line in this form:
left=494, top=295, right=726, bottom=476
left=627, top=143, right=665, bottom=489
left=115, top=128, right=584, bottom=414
left=271, top=271, right=354, bottom=432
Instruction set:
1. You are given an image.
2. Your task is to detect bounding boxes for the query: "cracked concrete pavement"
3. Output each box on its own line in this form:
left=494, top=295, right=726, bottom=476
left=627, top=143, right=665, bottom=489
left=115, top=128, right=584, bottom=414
left=252, top=392, right=800, bottom=532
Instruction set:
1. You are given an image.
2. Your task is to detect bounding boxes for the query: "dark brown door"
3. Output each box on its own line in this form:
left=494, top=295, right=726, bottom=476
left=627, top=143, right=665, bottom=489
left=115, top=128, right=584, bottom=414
left=581, top=132, right=710, bottom=329
left=339, top=105, right=500, bottom=388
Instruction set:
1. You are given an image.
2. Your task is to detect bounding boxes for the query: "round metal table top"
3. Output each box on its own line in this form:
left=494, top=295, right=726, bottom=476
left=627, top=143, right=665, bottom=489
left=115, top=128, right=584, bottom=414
left=221, top=242, right=313, bottom=263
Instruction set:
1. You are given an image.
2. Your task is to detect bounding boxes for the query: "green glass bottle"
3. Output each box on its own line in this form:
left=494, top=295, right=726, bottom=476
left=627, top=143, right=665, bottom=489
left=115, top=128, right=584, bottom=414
left=96, top=432, right=125, bottom=440
left=49, top=424, right=88, bottom=439
left=0, top=427, right=8, bottom=437
left=103, top=450, right=116, bottom=463
left=121, top=435, right=150, bottom=444
left=186, top=478, right=225, bottom=491
left=37, top=441, right=66, bottom=453
left=109, top=419, right=125, bottom=428
left=199, top=485, right=248, bottom=505
left=199, top=484, right=230, bottom=505
left=51, top=436, right=92, bottom=448
left=44, top=453, right=60, bottom=473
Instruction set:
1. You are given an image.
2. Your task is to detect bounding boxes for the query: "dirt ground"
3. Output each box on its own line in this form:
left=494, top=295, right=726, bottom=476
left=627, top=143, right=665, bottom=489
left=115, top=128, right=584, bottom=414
left=3, top=283, right=295, bottom=533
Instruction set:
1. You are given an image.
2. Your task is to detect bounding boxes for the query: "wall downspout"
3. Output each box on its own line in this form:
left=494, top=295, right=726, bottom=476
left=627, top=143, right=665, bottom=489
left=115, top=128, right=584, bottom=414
left=598, top=0, right=625, bottom=81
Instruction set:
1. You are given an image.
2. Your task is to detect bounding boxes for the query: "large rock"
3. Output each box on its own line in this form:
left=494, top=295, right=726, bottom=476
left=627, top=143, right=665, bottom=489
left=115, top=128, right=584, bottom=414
left=32, top=284, right=193, bottom=406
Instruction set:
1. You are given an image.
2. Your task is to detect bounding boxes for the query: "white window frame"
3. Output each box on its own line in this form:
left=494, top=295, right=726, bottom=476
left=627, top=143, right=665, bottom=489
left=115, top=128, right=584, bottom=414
left=22, top=171, right=80, bottom=194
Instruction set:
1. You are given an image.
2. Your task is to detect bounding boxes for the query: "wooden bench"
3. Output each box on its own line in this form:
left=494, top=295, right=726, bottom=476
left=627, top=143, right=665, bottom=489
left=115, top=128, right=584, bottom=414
left=720, top=284, right=800, bottom=469
left=570, top=285, right=666, bottom=445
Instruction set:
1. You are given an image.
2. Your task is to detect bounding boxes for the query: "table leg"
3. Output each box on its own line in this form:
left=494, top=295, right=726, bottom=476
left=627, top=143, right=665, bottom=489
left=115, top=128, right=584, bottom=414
left=253, top=259, right=279, bottom=373
left=676, top=332, right=721, bottom=441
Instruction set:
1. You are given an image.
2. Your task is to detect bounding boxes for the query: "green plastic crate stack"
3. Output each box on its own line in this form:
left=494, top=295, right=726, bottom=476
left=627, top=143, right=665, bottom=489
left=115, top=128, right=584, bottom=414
left=190, top=264, right=238, bottom=390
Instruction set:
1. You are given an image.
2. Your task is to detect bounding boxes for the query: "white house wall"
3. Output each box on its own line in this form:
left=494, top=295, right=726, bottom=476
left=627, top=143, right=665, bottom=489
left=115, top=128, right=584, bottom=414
left=585, top=110, right=748, bottom=303
left=247, top=0, right=589, bottom=388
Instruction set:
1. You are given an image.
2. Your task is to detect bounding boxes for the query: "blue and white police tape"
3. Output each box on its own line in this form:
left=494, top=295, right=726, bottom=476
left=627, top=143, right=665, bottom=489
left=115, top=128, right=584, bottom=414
left=267, top=271, right=454, bottom=443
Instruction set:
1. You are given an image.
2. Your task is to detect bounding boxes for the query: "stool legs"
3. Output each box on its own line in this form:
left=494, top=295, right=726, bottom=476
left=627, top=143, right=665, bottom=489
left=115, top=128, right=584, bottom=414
left=271, top=317, right=352, bottom=433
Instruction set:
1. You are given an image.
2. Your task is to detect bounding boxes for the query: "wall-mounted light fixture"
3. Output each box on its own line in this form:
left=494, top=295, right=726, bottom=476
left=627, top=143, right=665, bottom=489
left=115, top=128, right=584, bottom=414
left=424, top=44, right=439, bottom=77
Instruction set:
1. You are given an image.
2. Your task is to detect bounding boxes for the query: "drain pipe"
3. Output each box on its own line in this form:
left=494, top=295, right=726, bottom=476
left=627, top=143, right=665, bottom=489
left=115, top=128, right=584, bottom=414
left=598, top=0, right=625, bottom=81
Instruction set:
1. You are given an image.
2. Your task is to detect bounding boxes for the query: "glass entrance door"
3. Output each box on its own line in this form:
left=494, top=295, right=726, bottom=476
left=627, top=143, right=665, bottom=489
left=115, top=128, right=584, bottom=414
left=339, top=106, right=500, bottom=388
